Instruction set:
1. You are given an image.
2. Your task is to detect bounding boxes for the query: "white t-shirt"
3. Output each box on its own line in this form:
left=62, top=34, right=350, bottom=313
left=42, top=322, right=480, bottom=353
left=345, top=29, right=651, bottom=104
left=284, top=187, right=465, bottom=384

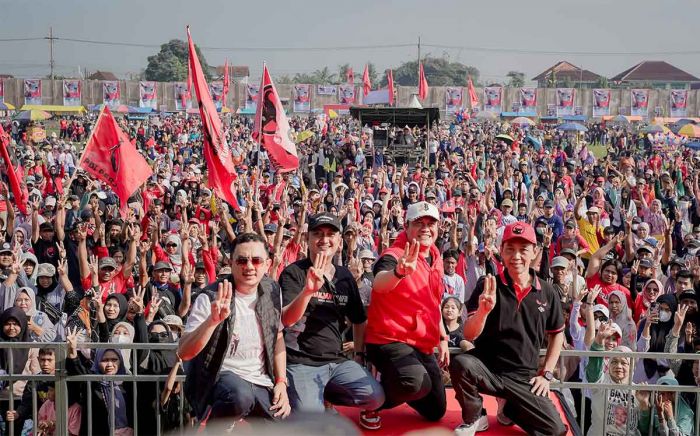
left=185, top=291, right=273, bottom=387
left=442, top=273, right=466, bottom=303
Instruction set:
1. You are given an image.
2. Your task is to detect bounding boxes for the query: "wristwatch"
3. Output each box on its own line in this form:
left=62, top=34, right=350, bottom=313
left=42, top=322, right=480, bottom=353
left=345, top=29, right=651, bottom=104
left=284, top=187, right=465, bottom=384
left=540, top=370, right=554, bottom=381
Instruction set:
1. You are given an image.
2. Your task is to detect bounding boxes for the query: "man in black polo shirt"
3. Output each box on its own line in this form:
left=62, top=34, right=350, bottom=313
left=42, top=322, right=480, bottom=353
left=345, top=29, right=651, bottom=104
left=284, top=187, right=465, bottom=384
left=451, top=221, right=567, bottom=436
left=280, top=213, right=384, bottom=423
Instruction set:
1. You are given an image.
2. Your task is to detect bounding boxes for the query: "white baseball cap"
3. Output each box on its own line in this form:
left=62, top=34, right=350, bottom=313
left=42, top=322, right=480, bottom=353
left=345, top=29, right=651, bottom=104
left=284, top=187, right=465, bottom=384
left=592, top=304, right=610, bottom=318
left=406, top=201, right=439, bottom=222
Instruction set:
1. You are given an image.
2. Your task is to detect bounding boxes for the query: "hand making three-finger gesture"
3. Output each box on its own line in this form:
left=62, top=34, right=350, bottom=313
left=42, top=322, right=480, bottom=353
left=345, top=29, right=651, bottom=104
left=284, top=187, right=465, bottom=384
left=395, top=239, right=420, bottom=277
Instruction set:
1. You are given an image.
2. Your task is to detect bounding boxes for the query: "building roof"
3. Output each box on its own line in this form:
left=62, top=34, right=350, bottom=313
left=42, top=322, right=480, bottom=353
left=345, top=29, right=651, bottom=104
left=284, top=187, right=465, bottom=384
left=0, top=74, right=14, bottom=79
left=610, top=61, right=700, bottom=82
left=87, top=71, right=119, bottom=81
left=215, top=65, right=250, bottom=79
left=532, top=61, right=603, bottom=82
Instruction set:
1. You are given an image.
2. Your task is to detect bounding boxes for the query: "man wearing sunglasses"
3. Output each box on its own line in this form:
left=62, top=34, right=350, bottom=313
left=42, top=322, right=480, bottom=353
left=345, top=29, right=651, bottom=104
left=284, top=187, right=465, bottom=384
left=179, top=232, right=291, bottom=424
left=280, top=213, right=384, bottom=427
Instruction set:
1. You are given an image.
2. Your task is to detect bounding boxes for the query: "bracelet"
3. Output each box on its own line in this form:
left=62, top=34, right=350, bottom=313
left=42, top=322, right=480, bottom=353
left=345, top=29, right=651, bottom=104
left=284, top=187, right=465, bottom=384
left=274, top=377, right=288, bottom=386
left=393, top=268, right=407, bottom=279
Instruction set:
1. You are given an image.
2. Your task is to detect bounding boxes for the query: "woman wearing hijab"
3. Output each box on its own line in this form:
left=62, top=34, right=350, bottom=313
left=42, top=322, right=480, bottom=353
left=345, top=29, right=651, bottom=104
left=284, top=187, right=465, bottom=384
left=95, top=293, right=129, bottom=343
left=607, top=290, right=636, bottom=349
left=110, top=321, right=135, bottom=373
left=12, top=227, right=32, bottom=254
left=13, top=287, right=55, bottom=342
left=635, top=293, right=678, bottom=383
left=19, top=253, right=37, bottom=286
left=0, top=307, right=39, bottom=399
left=66, top=326, right=134, bottom=436
left=612, top=187, right=637, bottom=230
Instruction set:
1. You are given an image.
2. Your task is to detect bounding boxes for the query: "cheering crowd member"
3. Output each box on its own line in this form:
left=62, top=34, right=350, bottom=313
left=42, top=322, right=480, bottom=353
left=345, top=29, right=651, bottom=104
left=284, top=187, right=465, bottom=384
left=363, top=201, right=449, bottom=429
left=451, top=221, right=567, bottom=436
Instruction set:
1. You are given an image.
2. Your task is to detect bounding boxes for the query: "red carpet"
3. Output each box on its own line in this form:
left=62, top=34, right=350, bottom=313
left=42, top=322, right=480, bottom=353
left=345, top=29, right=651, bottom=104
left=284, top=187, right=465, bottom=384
left=338, top=390, right=575, bottom=435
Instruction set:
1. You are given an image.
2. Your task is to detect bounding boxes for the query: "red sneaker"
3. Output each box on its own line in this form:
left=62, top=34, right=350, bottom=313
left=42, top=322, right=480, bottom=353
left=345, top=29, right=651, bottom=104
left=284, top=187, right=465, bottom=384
left=359, top=410, right=382, bottom=430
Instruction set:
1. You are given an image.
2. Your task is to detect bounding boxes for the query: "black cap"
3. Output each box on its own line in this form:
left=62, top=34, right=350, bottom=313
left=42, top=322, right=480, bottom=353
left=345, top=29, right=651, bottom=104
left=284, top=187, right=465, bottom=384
left=194, top=262, right=206, bottom=270
left=639, top=259, right=654, bottom=268
left=153, top=261, right=173, bottom=272
left=679, top=289, right=698, bottom=302
left=263, top=223, right=278, bottom=234
left=308, top=213, right=342, bottom=233
left=543, top=199, right=554, bottom=208
left=0, top=243, right=12, bottom=254
left=39, top=222, right=54, bottom=232
left=670, top=257, right=686, bottom=267
left=564, top=219, right=576, bottom=229
left=637, top=245, right=653, bottom=254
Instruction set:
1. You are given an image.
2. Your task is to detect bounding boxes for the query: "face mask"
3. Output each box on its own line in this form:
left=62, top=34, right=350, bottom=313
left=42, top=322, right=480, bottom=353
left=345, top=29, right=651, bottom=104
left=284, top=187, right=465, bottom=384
left=149, top=332, right=171, bottom=343
left=658, top=310, right=672, bottom=323
left=632, top=225, right=639, bottom=231
left=110, top=334, right=131, bottom=344
left=536, top=228, right=545, bottom=235
left=595, top=319, right=602, bottom=330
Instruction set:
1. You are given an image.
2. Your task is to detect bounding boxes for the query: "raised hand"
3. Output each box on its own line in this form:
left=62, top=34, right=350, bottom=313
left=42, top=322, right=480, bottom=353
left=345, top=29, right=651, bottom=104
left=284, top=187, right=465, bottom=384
left=57, top=258, right=68, bottom=276
left=631, top=259, right=640, bottom=275
left=542, top=227, right=553, bottom=248
left=587, top=284, right=602, bottom=305
left=66, top=326, right=79, bottom=358
left=573, top=285, right=589, bottom=303
left=396, top=240, right=420, bottom=276
left=304, top=252, right=330, bottom=296
left=131, top=286, right=146, bottom=314
left=88, top=255, right=98, bottom=276
left=210, top=280, right=232, bottom=324
left=478, top=274, right=497, bottom=314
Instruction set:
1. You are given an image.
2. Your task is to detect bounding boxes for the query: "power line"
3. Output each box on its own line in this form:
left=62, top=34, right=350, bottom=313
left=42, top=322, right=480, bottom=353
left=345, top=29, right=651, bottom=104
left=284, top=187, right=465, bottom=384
left=0, top=37, right=44, bottom=42
left=422, top=43, right=700, bottom=56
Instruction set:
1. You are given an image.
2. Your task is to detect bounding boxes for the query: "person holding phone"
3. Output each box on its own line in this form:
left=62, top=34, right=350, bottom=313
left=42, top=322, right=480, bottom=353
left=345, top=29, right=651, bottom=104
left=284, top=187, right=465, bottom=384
left=635, top=294, right=678, bottom=383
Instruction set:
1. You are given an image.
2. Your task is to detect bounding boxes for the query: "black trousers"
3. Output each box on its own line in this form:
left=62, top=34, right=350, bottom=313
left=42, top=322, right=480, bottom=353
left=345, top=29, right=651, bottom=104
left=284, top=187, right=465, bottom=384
left=450, top=353, right=567, bottom=436
left=366, top=342, right=446, bottom=422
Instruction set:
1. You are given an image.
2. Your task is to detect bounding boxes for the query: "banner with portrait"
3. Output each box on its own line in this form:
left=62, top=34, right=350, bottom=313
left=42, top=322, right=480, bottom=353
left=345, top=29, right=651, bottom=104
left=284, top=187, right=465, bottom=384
left=139, top=81, right=158, bottom=109
left=519, top=87, right=537, bottom=113
left=445, top=87, right=463, bottom=114
left=209, top=81, right=224, bottom=110
left=174, top=82, right=191, bottom=111
left=556, top=88, right=575, bottom=117
left=483, top=86, right=502, bottom=113
left=316, top=85, right=337, bottom=96
left=670, top=89, right=688, bottom=117
left=338, top=84, right=355, bottom=104
left=102, top=81, right=120, bottom=107
left=592, top=89, right=611, bottom=117
left=62, top=79, right=81, bottom=106
left=630, top=89, right=649, bottom=117
left=0, top=79, right=3, bottom=103
left=24, top=79, right=42, bottom=105
left=245, top=83, right=259, bottom=111
left=293, top=84, right=311, bottom=112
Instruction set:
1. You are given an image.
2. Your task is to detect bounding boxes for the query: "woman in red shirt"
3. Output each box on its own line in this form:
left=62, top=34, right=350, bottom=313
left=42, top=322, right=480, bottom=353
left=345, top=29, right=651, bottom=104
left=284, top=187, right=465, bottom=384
left=585, top=233, right=632, bottom=308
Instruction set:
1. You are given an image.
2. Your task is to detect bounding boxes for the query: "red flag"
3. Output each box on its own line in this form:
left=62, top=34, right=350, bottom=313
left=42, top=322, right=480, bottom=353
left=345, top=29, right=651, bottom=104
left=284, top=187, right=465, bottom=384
left=387, top=69, right=395, bottom=106
left=362, top=64, right=371, bottom=96
left=346, top=67, right=354, bottom=85
left=418, top=62, right=428, bottom=100
left=79, top=107, right=152, bottom=214
left=187, top=27, right=240, bottom=210
left=467, top=76, right=479, bottom=109
left=252, top=65, right=299, bottom=172
left=222, top=59, right=230, bottom=107
left=0, top=125, right=27, bottom=215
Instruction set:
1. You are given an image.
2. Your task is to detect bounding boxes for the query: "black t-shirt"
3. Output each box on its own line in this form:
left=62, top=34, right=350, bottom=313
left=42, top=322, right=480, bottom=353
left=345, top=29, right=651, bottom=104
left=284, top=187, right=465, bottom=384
left=280, top=258, right=366, bottom=366
left=467, top=271, right=565, bottom=378
left=446, top=323, right=465, bottom=348
left=33, top=237, right=60, bottom=267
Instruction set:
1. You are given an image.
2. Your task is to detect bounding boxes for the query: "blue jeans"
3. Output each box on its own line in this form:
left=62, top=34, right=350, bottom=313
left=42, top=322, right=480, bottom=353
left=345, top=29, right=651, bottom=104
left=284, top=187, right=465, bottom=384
left=209, top=371, right=277, bottom=421
left=287, top=360, right=385, bottom=412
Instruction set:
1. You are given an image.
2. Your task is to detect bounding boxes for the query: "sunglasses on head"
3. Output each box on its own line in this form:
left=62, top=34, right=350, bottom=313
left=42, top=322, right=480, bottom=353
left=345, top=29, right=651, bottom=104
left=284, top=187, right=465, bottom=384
left=234, top=256, right=265, bottom=266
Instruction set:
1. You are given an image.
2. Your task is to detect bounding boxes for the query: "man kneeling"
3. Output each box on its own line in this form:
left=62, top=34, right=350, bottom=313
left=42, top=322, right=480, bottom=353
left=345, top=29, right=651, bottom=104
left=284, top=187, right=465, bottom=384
left=451, top=222, right=567, bottom=436
left=179, top=233, right=291, bottom=424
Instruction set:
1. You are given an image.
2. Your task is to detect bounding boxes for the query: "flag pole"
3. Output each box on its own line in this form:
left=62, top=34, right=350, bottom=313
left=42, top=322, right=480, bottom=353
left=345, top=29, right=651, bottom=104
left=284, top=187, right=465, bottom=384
left=63, top=106, right=107, bottom=202
left=257, top=62, right=266, bottom=172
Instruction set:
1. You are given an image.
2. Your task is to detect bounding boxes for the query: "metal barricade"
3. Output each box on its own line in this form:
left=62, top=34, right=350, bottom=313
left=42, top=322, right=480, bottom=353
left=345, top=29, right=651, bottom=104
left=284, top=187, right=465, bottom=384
left=0, top=342, right=186, bottom=436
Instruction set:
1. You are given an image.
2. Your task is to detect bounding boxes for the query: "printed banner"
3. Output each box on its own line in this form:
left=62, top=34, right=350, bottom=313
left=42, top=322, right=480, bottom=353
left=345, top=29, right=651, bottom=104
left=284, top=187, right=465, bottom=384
left=103, top=81, right=120, bottom=107
left=209, top=81, right=224, bottom=110
left=245, top=83, right=260, bottom=111
left=24, top=79, right=42, bottom=105
left=445, top=87, right=463, bottom=114
left=556, top=88, right=575, bottom=117
left=316, top=85, right=337, bottom=96
left=483, top=86, right=502, bottom=113
left=62, top=79, right=81, bottom=106
left=519, top=88, right=537, bottom=113
left=630, top=89, right=649, bottom=117
left=174, top=82, right=191, bottom=111
left=670, top=89, right=688, bottom=117
left=139, top=81, right=158, bottom=110
left=592, top=89, right=611, bottom=117
left=338, top=84, right=355, bottom=104
left=293, top=84, right=311, bottom=113
left=0, top=79, right=4, bottom=103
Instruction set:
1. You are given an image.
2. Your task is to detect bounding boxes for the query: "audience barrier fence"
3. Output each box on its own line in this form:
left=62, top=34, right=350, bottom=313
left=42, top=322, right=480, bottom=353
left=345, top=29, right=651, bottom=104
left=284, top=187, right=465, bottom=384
left=1, top=343, right=700, bottom=435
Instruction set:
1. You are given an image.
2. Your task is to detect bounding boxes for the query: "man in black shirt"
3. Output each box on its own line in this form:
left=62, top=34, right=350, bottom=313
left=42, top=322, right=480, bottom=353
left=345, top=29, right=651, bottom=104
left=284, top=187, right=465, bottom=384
left=280, top=213, right=384, bottom=423
left=451, top=221, right=567, bottom=436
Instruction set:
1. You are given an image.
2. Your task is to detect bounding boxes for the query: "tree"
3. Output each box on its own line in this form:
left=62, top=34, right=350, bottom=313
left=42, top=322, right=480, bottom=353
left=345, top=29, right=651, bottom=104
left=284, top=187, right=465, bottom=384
left=546, top=71, right=557, bottom=88
left=337, top=63, right=352, bottom=84
left=275, top=74, right=294, bottom=84
left=506, top=71, right=525, bottom=88
left=562, top=76, right=574, bottom=88
left=293, top=67, right=336, bottom=84
left=387, top=56, right=480, bottom=87
left=366, top=62, right=378, bottom=86
left=144, top=39, right=212, bottom=82
left=595, top=76, right=609, bottom=88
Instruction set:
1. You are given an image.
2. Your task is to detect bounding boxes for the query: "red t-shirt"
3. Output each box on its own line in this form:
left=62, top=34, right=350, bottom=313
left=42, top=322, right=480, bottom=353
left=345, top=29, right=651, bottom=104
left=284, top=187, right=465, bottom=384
left=81, top=272, right=130, bottom=302
left=585, top=273, right=633, bottom=308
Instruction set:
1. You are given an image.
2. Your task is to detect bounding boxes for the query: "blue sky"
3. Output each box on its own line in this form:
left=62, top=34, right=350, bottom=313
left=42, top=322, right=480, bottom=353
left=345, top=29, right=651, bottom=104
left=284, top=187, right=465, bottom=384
left=1, top=0, right=699, bottom=83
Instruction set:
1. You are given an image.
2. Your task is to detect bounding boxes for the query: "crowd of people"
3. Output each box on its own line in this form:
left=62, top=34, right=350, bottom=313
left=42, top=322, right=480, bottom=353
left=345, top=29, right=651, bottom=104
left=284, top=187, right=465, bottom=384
left=0, top=109, right=698, bottom=436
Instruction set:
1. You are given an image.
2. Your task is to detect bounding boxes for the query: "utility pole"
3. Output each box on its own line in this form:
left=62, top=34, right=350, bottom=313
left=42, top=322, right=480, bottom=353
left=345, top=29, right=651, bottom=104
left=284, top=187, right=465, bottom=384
left=417, top=36, right=421, bottom=65
left=46, top=27, right=56, bottom=79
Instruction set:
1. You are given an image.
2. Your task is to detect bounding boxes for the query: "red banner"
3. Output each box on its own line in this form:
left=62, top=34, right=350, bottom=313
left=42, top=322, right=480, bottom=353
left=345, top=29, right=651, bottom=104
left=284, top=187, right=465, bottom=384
left=24, top=80, right=42, bottom=105
left=362, top=64, right=371, bottom=97
left=63, top=80, right=81, bottom=106
left=387, top=69, right=395, bottom=106
left=418, top=63, right=428, bottom=100
left=187, top=27, right=239, bottom=210
left=338, top=84, right=355, bottom=104
left=0, top=79, right=5, bottom=103
left=103, top=81, right=120, bottom=107
left=519, top=88, right=537, bottom=112
left=253, top=65, right=299, bottom=173
left=630, top=89, right=649, bottom=117
left=467, top=77, right=479, bottom=110
left=79, top=107, right=152, bottom=214
left=222, top=59, right=230, bottom=107
left=0, top=125, right=27, bottom=215
left=592, top=89, right=611, bottom=117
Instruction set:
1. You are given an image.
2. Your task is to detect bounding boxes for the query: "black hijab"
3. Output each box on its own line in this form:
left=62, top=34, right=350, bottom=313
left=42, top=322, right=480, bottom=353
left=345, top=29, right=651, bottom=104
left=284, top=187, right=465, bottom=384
left=104, top=294, right=129, bottom=333
left=644, top=294, right=678, bottom=378
left=141, top=321, right=177, bottom=375
left=0, top=307, right=30, bottom=375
